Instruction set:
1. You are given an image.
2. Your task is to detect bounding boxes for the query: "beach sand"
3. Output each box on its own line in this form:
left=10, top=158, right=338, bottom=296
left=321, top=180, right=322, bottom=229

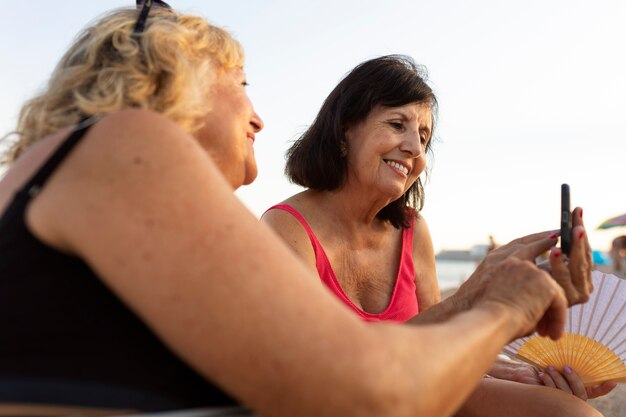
left=440, top=286, right=625, bottom=417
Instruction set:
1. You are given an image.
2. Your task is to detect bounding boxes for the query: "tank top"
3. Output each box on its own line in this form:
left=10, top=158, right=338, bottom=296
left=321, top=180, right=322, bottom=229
left=265, top=204, right=419, bottom=322
left=0, top=119, right=237, bottom=411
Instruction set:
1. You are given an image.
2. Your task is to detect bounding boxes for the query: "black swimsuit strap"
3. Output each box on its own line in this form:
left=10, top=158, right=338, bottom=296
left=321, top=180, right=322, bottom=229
left=19, top=117, right=96, bottom=199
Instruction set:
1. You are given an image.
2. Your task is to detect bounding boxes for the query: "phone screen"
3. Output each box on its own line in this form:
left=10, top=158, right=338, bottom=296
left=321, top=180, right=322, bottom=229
left=560, top=184, right=571, bottom=255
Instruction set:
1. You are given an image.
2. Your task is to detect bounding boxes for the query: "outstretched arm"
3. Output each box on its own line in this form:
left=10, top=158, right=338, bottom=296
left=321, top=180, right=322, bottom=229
left=407, top=232, right=559, bottom=325
left=408, top=223, right=594, bottom=327
left=30, top=109, right=570, bottom=417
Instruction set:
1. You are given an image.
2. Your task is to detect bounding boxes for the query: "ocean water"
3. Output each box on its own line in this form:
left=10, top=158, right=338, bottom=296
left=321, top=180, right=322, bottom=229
left=436, top=260, right=477, bottom=291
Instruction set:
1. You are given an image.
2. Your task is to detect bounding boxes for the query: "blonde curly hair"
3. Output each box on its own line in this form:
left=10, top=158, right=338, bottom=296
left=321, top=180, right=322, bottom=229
left=4, top=7, right=244, bottom=163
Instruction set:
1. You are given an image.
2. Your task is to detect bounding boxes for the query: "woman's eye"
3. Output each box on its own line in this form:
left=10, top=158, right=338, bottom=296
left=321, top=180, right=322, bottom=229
left=389, top=121, right=403, bottom=130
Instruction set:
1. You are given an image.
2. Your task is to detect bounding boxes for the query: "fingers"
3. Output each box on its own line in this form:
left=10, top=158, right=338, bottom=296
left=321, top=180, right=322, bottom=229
left=481, top=232, right=557, bottom=271
left=536, top=258, right=552, bottom=273
left=536, top=280, right=567, bottom=340
left=571, top=207, right=592, bottom=257
left=549, top=247, right=580, bottom=304
left=570, top=207, right=593, bottom=296
left=522, top=367, right=544, bottom=385
left=516, top=373, right=542, bottom=385
left=544, top=366, right=575, bottom=396
left=538, top=370, right=556, bottom=388
left=491, top=361, right=543, bottom=385
left=509, top=230, right=555, bottom=245
left=486, top=258, right=567, bottom=340
left=571, top=207, right=584, bottom=233
left=513, top=235, right=559, bottom=262
left=541, top=365, right=588, bottom=401
left=586, top=381, right=618, bottom=399
left=479, top=255, right=568, bottom=341
left=549, top=210, right=593, bottom=306
left=561, top=365, right=588, bottom=400
left=567, top=224, right=593, bottom=303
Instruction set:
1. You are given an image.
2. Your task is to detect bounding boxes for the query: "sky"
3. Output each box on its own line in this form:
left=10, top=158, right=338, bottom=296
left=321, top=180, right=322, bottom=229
left=1, top=0, right=624, bottom=253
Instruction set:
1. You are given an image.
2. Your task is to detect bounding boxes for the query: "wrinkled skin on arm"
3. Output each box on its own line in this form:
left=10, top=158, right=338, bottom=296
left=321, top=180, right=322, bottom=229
left=14, top=109, right=573, bottom=417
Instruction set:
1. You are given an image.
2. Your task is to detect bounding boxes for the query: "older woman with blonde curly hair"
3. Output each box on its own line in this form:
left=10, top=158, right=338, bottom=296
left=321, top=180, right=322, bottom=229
left=0, top=2, right=597, bottom=417
left=9, top=6, right=234, bottom=153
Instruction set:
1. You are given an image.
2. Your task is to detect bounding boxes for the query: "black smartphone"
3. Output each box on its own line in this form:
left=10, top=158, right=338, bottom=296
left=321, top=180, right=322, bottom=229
left=560, top=184, right=571, bottom=255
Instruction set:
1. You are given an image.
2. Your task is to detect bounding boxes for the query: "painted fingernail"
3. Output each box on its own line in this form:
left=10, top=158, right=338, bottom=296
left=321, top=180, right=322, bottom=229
left=537, top=372, right=544, bottom=378
left=579, top=209, right=583, bottom=219
left=578, top=230, right=585, bottom=239
left=547, top=365, right=555, bottom=372
left=549, top=232, right=559, bottom=239
left=564, top=366, right=572, bottom=374
left=553, top=250, right=562, bottom=258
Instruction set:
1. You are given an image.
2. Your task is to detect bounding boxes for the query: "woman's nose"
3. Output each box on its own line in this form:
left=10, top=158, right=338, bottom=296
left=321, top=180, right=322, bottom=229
left=400, top=132, right=422, bottom=157
left=251, top=111, right=264, bottom=133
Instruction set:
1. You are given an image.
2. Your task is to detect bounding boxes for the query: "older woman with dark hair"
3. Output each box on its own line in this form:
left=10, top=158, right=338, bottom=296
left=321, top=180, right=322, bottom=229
left=286, top=55, right=435, bottom=230
left=263, top=55, right=611, bottom=416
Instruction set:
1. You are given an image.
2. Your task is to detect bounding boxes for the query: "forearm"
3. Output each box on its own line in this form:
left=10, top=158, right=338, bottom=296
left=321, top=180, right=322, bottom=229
left=370, top=302, right=519, bottom=417
left=406, top=290, right=472, bottom=324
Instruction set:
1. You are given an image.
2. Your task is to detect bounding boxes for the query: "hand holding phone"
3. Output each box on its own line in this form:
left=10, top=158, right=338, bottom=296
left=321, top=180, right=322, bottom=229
left=560, top=184, right=571, bottom=255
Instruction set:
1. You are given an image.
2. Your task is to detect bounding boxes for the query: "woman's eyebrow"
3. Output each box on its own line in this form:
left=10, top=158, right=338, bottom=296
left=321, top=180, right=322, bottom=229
left=386, top=110, right=411, bottom=120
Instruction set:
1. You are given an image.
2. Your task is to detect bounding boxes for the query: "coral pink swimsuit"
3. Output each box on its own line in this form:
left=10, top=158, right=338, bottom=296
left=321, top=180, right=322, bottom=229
left=265, top=204, right=419, bottom=322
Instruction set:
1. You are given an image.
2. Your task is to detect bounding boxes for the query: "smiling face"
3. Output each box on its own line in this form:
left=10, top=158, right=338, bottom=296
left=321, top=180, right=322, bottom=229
left=195, top=67, right=264, bottom=189
left=343, top=102, right=432, bottom=201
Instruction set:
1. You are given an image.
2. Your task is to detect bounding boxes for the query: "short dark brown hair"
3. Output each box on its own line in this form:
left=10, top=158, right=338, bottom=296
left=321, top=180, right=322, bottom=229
left=285, top=55, right=437, bottom=228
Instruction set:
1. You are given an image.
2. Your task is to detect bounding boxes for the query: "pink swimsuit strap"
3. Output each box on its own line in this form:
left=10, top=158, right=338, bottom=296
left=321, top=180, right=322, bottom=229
left=264, top=204, right=419, bottom=322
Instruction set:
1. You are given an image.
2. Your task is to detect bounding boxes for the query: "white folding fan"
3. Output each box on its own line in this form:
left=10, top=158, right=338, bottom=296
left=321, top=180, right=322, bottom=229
left=503, top=271, right=626, bottom=386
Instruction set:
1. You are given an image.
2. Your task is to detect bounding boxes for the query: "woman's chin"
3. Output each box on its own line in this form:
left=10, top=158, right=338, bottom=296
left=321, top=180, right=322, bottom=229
left=241, top=171, right=258, bottom=187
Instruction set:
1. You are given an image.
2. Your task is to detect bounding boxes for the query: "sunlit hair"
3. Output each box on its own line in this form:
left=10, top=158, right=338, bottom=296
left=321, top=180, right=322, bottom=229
left=3, top=7, right=244, bottom=163
left=285, top=55, right=438, bottom=228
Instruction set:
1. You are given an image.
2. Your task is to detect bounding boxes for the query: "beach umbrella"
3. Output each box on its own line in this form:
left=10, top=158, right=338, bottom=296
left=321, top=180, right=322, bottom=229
left=597, top=213, right=626, bottom=230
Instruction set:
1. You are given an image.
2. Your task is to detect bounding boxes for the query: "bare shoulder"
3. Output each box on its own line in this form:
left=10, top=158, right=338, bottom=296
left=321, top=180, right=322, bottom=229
left=261, top=194, right=309, bottom=236
left=69, top=109, right=209, bottom=198
left=80, top=108, right=197, bottom=163
left=261, top=197, right=304, bottom=235
left=38, top=108, right=199, bottom=193
left=261, top=195, right=318, bottom=272
left=27, top=109, right=204, bottom=250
